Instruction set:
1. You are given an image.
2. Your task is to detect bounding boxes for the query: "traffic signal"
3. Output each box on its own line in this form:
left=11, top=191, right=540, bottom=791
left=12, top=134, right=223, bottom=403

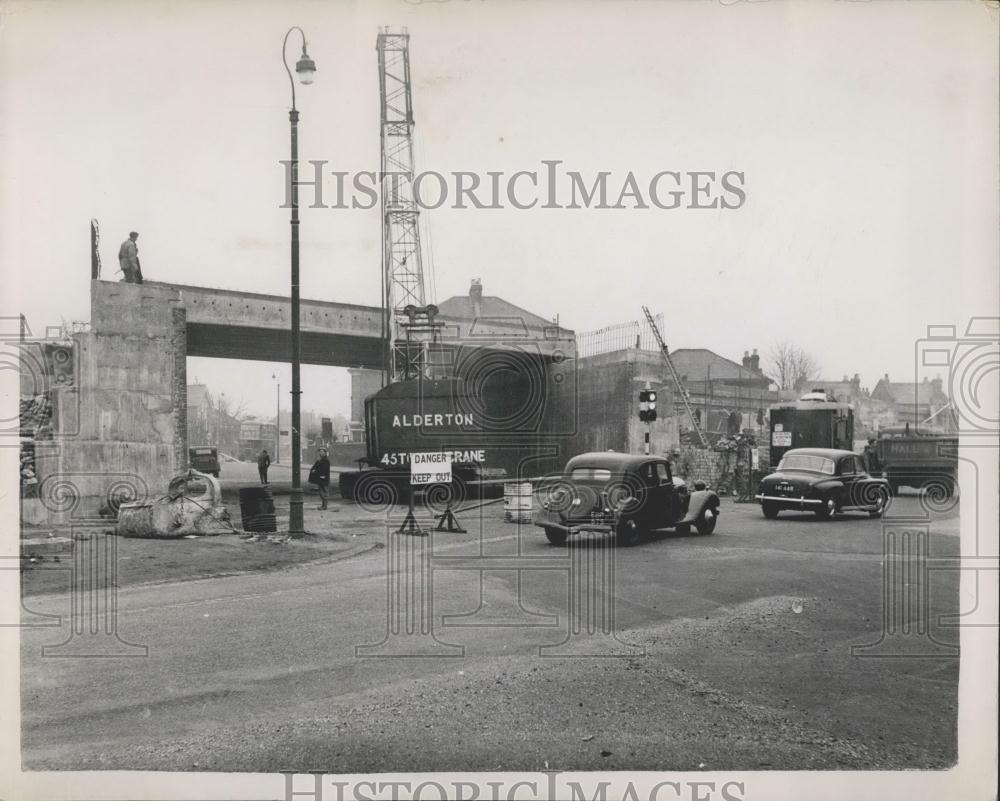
left=638, top=389, right=658, bottom=422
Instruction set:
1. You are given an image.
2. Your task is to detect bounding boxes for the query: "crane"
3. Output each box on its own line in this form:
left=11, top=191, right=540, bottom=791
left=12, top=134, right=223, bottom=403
left=377, top=28, right=438, bottom=383
left=641, top=305, right=709, bottom=448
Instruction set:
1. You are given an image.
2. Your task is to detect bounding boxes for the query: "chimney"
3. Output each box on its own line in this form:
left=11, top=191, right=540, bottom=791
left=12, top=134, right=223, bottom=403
left=931, top=376, right=943, bottom=396
left=469, top=278, right=483, bottom=318
left=742, top=351, right=750, bottom=369
left=750, top=348, right=760, bottom=372
left=884, top=373, right=889, bottom=382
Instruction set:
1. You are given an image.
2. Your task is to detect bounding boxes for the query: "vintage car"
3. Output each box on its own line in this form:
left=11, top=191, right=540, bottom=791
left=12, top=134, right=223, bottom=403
left=534, top=452, right=721, bottom=546
left=756, top=447, right=890, bottom=519
left=188, top=446, right=221, bottom=478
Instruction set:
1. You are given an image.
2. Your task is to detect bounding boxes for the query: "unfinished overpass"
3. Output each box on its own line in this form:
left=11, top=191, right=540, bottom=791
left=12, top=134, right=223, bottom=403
left=96, top=279, right=386, bottom=367
left=28, top=280, right=389, bottom=523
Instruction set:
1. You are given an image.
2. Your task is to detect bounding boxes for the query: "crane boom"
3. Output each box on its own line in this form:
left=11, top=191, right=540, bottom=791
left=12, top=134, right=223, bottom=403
left=642, top=305, right=710, bottom=448
left=377, top=28, right=430, bottom=382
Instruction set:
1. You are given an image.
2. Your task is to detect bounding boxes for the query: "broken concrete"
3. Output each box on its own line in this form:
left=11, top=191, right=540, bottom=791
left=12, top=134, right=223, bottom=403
left=116, top=469, right=233, bottom=539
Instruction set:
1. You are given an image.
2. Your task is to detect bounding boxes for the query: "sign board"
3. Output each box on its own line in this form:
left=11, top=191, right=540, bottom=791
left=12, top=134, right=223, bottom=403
left=772, top=431, right=792, bottom=447
left=774, top=423, right=784, bottom=432
left=410, top=452, right=453, bottom=485
left=752, top=448, right=761, bottom=469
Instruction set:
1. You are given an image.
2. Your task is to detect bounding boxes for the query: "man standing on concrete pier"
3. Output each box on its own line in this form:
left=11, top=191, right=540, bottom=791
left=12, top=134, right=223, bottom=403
left=118, top=231, right=143, bottom=283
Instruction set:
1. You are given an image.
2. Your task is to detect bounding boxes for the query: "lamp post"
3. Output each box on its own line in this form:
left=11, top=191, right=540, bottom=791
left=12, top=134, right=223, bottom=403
left=283, top=26, right=316, bottom=535
left=272, top=371, right=281, bottom=464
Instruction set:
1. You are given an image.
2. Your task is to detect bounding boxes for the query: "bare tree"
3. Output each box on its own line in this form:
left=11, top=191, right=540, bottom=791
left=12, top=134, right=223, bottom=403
left=767, top=341, right=820, bottom=391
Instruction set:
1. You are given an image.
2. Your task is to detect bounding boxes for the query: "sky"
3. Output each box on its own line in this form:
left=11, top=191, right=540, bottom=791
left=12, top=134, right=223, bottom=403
left=2, top=0, right=997, bottom=419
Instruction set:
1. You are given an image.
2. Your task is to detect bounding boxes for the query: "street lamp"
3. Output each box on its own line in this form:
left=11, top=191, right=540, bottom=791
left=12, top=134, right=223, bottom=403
left=283, top=26, right=316, bottom=534
left=272, top=371, right=281, bottom=465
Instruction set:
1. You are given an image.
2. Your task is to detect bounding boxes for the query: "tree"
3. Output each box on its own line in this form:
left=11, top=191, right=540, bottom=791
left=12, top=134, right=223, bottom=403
left=767, top=341, right=820, bottom=392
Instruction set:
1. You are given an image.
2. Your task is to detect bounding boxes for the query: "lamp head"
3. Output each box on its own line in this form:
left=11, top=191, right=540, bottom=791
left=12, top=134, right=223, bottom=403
left=296, top=47, right=316, bottom=85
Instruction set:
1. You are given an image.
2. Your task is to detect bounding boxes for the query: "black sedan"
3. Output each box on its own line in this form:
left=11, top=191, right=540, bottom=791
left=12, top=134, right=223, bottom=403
left=756, top=448, right=890, bottom=519
left=534, top=452, right=721, bottom=546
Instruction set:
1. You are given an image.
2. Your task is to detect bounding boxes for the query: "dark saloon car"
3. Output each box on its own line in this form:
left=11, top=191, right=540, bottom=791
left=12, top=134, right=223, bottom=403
left=534, top=452, right=721, bottom=546
left=756, top=448, right=890, bottom=520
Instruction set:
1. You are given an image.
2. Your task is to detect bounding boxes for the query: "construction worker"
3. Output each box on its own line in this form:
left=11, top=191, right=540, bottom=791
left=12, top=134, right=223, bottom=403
left=863, top=438, right=881, bottom=476
left=118, top=231, right=143, bottom=284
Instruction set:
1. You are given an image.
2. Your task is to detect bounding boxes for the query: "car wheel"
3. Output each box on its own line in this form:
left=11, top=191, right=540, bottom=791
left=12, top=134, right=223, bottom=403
left=815, top=496, right=837, bottom=519
left=695, top=506, right=717, bottom=535
left=762, top=501, right=779, bottom=519
left=868, top=488, right=888, bottom=518
left=615, top=517, right=642, bottom=547
left=543, top=526, right=567, bottom=546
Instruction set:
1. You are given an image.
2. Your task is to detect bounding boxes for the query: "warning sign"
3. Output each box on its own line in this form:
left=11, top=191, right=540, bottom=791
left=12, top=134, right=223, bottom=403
left=772, top=431, right=792, bottom=447
left=410, top=452, right=453, bottom=485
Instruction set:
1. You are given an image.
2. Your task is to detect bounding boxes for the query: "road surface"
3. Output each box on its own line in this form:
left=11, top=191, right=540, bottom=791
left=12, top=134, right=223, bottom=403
left=21, top=495, right=960, bottom=772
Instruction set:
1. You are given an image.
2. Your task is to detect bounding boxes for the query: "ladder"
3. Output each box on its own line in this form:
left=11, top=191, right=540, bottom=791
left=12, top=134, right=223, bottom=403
left=641, top=306, right=709, bottom=448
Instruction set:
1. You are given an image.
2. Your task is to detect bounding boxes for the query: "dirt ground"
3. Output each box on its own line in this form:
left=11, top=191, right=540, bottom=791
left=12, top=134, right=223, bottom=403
left=20, top=491, right=384, bottom=597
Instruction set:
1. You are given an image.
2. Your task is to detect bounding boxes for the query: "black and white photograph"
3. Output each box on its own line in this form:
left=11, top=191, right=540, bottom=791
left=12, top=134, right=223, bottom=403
left=1, top=1, right=997, bottom=800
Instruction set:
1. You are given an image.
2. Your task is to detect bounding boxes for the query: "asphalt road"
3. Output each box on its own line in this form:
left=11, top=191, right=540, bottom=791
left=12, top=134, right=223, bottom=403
left=21, top=494, right=960, bottom=772
left=217, top=458, right=355, bottom=496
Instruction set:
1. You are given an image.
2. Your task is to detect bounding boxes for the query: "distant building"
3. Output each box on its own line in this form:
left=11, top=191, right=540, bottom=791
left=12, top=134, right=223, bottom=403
left=348, top=279, right=570, bottom=442
left=814, top=374, right=864, bottom=403
left=871, top=374, right=954, bottom=431
left=669, top=347, right=776, bottom=437
left=186, top=383, right=241, bottom=453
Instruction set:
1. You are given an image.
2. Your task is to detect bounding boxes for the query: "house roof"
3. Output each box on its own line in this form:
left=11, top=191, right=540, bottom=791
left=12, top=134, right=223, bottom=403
left=436, top=294, right=556, bottom=332
left=872, top=379, right=948, bottom=406
left=669, top=348, right=767, bottom=383
left=812, top=379, right=865, bottom=401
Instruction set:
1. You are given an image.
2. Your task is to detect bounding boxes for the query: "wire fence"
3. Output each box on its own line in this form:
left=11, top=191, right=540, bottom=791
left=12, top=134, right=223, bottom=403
left=577, top=312, right=665, bottom=357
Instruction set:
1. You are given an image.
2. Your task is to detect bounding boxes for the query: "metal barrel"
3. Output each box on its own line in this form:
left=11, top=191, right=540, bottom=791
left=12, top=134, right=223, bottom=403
left=238, top=486, right=277, bottom=533
left=503, top=481, right=533, bottom=523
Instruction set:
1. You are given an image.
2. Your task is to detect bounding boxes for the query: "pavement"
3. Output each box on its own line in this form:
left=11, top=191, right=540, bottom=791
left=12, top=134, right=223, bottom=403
left=20, top=493, right=961, bottom=773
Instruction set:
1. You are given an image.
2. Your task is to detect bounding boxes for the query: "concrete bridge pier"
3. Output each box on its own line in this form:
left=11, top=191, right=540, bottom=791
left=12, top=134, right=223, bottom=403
left=36, top=282, right=186, bottom=521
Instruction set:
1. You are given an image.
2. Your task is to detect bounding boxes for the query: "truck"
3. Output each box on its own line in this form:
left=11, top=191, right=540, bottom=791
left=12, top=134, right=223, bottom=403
left=874, top=425, right=958, bottom=497
left=339, top=350, right=575, bottom=503
left=767, top=391, right=854, bottom=466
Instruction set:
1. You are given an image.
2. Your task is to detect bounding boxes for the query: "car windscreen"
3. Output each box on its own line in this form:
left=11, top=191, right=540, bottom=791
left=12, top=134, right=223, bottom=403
left=569, top=467, right=612, bottom=482
left=777, top=454, right=835, bottom=475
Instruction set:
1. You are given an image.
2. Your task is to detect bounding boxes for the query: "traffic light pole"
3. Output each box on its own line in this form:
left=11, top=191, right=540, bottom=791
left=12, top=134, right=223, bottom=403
left=644, top=427, right=650, bottom=455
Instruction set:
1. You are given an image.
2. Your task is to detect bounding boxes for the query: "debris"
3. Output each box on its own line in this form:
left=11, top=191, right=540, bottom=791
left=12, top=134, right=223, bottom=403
left=117, top=470, right=233, bottom=539
left=581, top=734, right=594, bottom=742
left=600, top=750, right=613, bottom=758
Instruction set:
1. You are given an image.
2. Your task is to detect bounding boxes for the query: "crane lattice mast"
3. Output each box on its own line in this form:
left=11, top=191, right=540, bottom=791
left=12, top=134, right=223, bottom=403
left=377, top=28, right=431, bottom=382
left=642, top=305, right=710, bottom=448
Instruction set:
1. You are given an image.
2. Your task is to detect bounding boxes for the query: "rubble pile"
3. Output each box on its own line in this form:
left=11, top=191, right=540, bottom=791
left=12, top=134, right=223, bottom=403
left=117, top=470, right=233, bottom=539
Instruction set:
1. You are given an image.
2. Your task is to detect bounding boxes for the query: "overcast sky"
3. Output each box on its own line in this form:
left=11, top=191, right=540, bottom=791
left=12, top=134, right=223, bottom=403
left=2, top=0, right=997, bottom=419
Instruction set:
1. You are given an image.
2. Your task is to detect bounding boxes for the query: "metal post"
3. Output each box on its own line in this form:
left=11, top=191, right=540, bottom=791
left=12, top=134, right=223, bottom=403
left=273, top=375, right=281, bottom=464
left=644, top=428, right=650, bottom=456
left=289, top=106, right=304, bottom=534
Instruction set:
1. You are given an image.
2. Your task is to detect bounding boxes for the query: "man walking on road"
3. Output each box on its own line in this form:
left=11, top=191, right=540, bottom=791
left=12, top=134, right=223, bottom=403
left=308, top=448, right=331, bottom=510
left=257, top=449, right=271, bottom=485
left=118, top=231, right=143, bottom=284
